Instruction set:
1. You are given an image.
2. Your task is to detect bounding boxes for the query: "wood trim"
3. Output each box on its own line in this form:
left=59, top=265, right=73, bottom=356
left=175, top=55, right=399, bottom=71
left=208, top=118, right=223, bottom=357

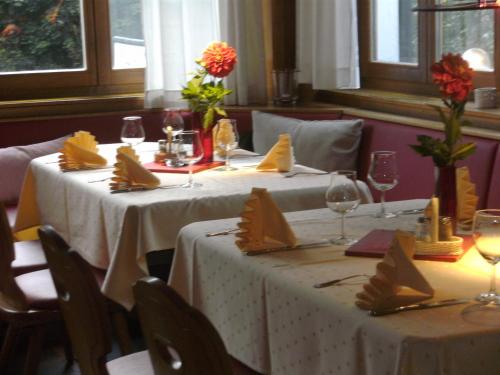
left=270, top=0, right=296, bottom=70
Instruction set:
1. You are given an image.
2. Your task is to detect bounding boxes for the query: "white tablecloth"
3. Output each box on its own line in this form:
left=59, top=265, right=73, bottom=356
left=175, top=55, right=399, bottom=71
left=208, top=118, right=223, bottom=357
left=15, top=143, right=374, bottom=309
left=170, top=200, right=500, bottom=375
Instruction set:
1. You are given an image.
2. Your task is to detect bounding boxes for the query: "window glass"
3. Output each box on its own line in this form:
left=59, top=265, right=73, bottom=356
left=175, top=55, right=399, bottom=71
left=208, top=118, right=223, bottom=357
left=0, top=0, right=84, bottom=74
left=436, top=2, right=494, bottom=71
left=371, top=0, right=418, bottom=64
left=109, top=0, right=145, bottom=69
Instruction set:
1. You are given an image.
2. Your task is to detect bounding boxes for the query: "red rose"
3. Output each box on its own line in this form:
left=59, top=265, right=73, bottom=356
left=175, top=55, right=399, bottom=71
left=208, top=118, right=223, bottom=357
left=200, top=42, right=237, bottom=78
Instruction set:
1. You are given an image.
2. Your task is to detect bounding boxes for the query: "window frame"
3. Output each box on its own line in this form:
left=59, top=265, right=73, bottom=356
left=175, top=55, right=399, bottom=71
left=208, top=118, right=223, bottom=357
left=359, top=0, right=497, bottom=95
left=0, top=0, right=144, bottom=101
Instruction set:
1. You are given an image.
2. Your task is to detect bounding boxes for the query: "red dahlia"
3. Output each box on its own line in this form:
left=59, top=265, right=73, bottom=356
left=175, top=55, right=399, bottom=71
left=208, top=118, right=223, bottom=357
left=200, top=42, right=237, bottom=78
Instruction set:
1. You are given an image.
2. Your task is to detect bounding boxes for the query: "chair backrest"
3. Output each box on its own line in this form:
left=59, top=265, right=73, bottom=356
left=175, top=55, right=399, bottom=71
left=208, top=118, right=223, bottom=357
left=38, top=225, right=112, bottom=375
left=133, top=277, right=233, bottom=375
left=0, top=202, right=28, bottom=310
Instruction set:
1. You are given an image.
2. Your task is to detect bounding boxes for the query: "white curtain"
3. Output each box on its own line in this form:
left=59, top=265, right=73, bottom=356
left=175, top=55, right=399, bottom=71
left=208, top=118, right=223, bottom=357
left=143, top=0, right=267, bottom=108
left=142, top=0, right=220, bottom=108
left=296, top=0, right=360, bottom=90
left=218, top=0, right=268, bottom=105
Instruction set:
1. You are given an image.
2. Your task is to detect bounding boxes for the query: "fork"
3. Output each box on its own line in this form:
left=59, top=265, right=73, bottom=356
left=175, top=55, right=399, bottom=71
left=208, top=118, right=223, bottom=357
left=282, top=171, right=329, bottom=178
left=313, top=274, right=369, bottom=288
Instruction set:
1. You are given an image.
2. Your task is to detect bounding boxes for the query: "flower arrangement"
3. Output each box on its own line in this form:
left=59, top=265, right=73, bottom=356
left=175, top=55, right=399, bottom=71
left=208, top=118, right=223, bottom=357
left=181, top=42, right=237, bottom=130
left=411, top=53, right=476, bottom=167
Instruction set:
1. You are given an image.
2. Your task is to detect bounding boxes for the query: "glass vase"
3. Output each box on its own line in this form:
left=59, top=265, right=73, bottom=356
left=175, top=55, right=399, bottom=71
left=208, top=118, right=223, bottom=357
left=191, top=112, right=213, bottom=163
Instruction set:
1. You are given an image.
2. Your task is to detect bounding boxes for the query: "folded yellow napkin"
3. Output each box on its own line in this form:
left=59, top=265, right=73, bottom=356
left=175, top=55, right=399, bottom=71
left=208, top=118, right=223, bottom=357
left=109, top=146, right=160, bottom=191
left=356, top=231, right=434, bottom=311
left=236, top=187, right=297, bottom=252
left=456, top=167, right=478, bottom=226
left=213, top=119, right=236, bottom=157
left=256, top=133, right=294, bottom=172
left=58, top=131, right=107, bottom=171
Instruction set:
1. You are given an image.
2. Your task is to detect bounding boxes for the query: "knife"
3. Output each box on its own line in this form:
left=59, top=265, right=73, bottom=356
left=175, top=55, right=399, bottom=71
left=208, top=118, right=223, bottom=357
left=370, top=298, right=469, bottom=316
left=110, top=185, right=182, bottom=194
left=245, top=240, right=331, bottom=256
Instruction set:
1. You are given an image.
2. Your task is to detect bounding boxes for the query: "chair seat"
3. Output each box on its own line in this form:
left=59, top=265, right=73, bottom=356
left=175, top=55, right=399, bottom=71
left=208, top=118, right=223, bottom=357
left=106, top=350, right=153, bottom=375
left=15, top=266, right=106, bottom=310
left=13, top=240, right=47, bottom=276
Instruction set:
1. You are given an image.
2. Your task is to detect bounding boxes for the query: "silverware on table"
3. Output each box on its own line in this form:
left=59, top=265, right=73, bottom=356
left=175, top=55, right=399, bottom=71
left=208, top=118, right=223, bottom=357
left=245, top=240, right=331, bottom=256
left=313, top=274, right=369, bottom=288
left=88, top=176, right=112, bottom=183
left=396, top=208, right=425, bottom=215
left=369, top=298, right=469, bottom=316
left=282, top=171, right=329, bottom=178
left=110, top=185, right=182, bottom=194
left=205, top=228, right=240, bottom=237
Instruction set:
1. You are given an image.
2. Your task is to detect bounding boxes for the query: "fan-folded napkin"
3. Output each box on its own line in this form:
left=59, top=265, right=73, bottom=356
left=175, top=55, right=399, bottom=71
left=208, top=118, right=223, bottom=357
left=456, top=167, right=478, bottom=225
left=110, top=146, right=160, bottom=191
left=256, top=133, right=294, bottom=172
left=213, top=119, right=236, bottom=157
left=58, top=131, right=107, bottom=171
left=236, top=187, right=297, bottom=252
left=356, top=230, right=434, bottom=311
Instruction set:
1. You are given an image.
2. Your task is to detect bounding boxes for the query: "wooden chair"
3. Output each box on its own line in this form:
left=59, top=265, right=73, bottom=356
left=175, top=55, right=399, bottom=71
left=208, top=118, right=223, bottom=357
left=38, top=225, right=153, bottom=375
left=0, top=203, right=63, bottom=375
left=1, top=203, right=47, bottom=276
left=133, top=277, right=235, bottom=375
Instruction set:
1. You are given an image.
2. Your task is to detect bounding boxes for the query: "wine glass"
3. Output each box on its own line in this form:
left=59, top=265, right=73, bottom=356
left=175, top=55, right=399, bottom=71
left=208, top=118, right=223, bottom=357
left=215, top=119, right=239, bottom=171
left=176, top=130, right=204, bottom=188
left=120, top=116, right=145, bottom=147
left=162, top=109, right=185, bottom=167
left=367, top=151, right=399, bottom=218
left=325, top=170, right=361, bottom=245
left=473, top=209, right=500, bottom=304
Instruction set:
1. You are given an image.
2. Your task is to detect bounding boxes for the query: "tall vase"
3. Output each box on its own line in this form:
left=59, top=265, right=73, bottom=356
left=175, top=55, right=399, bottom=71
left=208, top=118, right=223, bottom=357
left=435, top=165, right=457, bottom=231
left=191, top=112, right=213, bottom=163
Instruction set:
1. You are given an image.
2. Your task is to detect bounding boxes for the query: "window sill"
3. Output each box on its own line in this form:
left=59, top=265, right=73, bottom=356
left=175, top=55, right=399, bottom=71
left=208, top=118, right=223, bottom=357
left=317, top=88, right=500, bottom=136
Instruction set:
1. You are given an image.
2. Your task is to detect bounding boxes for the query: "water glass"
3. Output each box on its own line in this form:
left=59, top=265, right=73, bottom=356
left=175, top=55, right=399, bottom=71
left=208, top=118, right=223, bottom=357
left=215, top=119, right=239, bottom=171
left=368, top=151, right=399, bottom=218
left=176, top=130, right=204, bottom=188
left=120, top=116, right=145, bottom=147
left=325, top=170, right=361, bottom=245
left=473, top=209, right=500, bottom=304
left=162, top=109, right=185, bottom=167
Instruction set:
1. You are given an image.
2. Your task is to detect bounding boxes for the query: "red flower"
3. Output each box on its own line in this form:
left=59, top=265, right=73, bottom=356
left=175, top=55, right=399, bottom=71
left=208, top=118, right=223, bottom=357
left=431, top=53, right=473, bottom=103
left=200, top=42, right=237, bottom=78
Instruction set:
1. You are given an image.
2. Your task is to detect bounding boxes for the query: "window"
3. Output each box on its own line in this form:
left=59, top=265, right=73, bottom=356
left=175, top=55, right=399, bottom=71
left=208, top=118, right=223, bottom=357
left=0, top=0, right=144, bottom=100
left=359, top=0, right=498, bottom=94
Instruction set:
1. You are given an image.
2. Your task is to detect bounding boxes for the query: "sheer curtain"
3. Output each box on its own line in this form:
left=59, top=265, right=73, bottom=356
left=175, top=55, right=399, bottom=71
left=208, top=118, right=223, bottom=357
left=142, top=0, right=220, bottom=108
left=296, top=0, right=360, bottom=90
left=143, top=0, right=267, bottom=108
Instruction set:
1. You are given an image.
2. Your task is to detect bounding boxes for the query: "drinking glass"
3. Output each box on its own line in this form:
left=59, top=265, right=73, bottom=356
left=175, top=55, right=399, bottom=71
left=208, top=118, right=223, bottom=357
left=473, top=209, right=500, bottom=304
left=368, top=151, right=399, bottom=218
left=162, top=109, right=185, bottom=167
left=215, top=119, right=239, bottom=171
left=176, top=130, right=204, bottom=188
left=120, top=116, right=145, bottom=147
left=325, top=170, right=361, bottom=245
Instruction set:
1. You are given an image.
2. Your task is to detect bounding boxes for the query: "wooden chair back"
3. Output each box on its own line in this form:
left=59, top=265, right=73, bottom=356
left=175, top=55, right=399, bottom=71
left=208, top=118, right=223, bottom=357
left=0, top=202, right=28, bottom=310
left=38, top=225, right=112, bottom=375
left=133, top=277, right=233, bottom=375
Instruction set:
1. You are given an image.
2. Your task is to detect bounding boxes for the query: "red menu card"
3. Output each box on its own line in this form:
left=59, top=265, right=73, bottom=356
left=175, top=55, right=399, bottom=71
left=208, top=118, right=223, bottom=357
left=345, top=229, right=473, bottom=262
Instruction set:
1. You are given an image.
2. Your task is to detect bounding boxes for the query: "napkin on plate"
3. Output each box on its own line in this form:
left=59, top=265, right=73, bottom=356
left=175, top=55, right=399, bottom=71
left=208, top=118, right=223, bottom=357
left=58, top=131, right=107, bottom=171
left=456, top=167, right=478, bottom=226
left=236, top=187, right=297, bottom=252
left=213, top=119, right=236, bottom=157
left=256, top=133, right=294, bottom=172
left=109, top=146, right=160, bottom=191
left=355, top=230, right=434, bottom=311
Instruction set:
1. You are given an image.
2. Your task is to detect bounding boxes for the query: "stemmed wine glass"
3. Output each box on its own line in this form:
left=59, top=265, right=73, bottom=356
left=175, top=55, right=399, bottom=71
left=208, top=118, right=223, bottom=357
left=120, top=116, right=145, bottom=147
left=368, top=151, right=399, bottom=218
left=325, top=170, right=361, bottom=245
left=176, top=130, right=204, bottom=188
left=215, top=119, right=239, bottom=171
left=162, top=109, right=185, bottom=167
left=473, top=209, right=500, bottom=304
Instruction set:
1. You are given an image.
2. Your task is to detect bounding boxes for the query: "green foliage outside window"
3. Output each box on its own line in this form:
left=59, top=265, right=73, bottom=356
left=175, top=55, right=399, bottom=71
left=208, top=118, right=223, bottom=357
left=0, top=0, right=83, bottom=73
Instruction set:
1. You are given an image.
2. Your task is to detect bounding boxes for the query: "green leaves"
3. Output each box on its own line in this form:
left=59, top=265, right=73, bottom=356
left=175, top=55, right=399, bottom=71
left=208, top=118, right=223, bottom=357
left=410, top=104, right=476, bottom=166
left=181, top=68, right=233, bottom=130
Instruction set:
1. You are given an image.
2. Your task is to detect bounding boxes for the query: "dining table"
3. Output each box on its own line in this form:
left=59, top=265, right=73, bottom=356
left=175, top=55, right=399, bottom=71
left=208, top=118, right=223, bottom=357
left=14, top=142, right=374, bottom=309
left=169, top=199, right=500, bottom=375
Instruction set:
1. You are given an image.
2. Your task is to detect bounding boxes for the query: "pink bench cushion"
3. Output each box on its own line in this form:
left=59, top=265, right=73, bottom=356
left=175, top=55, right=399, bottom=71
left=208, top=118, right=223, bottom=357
left=487, top=148, right=500, bottom=208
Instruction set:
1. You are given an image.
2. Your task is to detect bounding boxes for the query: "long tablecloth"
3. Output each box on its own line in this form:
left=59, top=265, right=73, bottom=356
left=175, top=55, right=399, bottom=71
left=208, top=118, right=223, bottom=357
left=169, top=200, right=500, bottom=375
left=14, top=143, right=374, bottom=308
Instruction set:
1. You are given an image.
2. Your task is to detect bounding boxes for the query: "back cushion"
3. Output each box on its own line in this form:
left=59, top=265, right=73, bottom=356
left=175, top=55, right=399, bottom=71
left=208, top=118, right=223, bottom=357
left=252, top=111, right=363, bottom=172
left=0, top=136, right=69, bottom=204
